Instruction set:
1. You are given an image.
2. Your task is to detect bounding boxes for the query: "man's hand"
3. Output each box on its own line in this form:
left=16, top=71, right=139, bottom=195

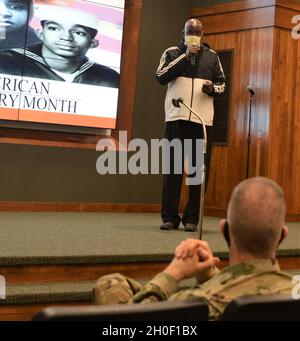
left=175, top=239, right=213, bottom=259
left=202, top=81, right=213, bottom=95
left=174, top=239, right=220, bottom=283
left=185, top=45, right=200, bottom=59
left=163, top=239, right=220, bottom=282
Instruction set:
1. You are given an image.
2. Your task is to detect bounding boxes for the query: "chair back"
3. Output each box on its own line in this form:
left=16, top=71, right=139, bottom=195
left=220, top=295, right=300, bottom=321
left=33, top=299, right=208, bottom=321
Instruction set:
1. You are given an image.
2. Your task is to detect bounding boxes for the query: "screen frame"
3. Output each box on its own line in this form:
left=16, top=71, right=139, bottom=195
left=0, top=0, right=142, bottom=149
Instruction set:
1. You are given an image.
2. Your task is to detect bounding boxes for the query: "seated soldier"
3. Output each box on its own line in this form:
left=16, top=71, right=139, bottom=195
left=94, top=177, right=293, bottom=320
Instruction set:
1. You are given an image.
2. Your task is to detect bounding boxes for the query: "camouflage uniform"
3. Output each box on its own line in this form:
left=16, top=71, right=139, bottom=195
left=94, top=259, right=293, bottom=320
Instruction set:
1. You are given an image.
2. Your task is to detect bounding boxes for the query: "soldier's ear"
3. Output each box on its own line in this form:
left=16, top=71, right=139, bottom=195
left=220, top=219, right=230, bottom=247
left=277, top=226, right=288, bottom=246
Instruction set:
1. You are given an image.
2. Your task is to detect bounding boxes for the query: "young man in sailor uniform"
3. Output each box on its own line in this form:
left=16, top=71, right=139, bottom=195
left=0, top=5, right=119, bottom=87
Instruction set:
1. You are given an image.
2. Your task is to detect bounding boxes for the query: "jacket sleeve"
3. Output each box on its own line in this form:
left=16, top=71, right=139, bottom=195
left=129, top=272, right=179, bottom=304
left=156, top=48, right=189, bottom=85
left=209, top=54, right=226, bottom=97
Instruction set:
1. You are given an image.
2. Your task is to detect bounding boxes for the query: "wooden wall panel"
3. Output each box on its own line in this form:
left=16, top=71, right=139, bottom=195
left=191, top=0, right=277, bottom=34
left=192, top=0, right=300, bottom=35
left=194, top=7, right=275, bottom=34
left=192, top=0, right=300, bottom=220
left=0, top=202, right=161, bottom=212
left=275, top=5, right=300, bottom=31
left=202, top=29, right=274, bottom=211
left=267, top=28, right=300, bottom=214
left=191, top=0, right=276, bottom=17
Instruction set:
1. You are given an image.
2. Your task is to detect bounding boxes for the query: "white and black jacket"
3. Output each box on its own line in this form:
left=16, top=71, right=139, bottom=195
left=156, top=42, right=226, bottom=126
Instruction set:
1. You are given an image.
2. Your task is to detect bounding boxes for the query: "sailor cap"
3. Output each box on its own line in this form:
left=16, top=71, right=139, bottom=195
left=37, top=5, right=99, bottom=31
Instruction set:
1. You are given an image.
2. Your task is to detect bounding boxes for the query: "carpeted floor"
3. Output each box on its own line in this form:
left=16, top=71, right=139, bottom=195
left=0, top=212, right=299, bottom=266
left=0, top=212, right=299, bottom=308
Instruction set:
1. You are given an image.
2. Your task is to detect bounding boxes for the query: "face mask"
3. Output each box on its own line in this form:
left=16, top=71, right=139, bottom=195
left=185, top=35, right=201, bottom=47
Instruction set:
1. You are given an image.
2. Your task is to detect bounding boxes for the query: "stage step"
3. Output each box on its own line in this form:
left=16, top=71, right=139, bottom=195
left=0, top=277, right=201, bottom=321
left=2, top=281, right=94, bottom=306
left=0, top=262, right=172, bottom=285
left=1, top=276, right=202, bottom=306
left=1, top=255, right=300, bottom=285
left=0, top=268, right=299, bottom=321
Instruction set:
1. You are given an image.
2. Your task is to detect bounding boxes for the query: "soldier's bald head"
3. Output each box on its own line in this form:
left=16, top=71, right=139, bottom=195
left=227, top=177, right=286, bottom=258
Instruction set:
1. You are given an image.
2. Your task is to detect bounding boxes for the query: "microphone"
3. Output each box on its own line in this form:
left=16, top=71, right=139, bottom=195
left=190, top=54, right=196, bottom=66
left=172, top=98, right=184, bottom=108
left=246, top=85, right=255, bottom=96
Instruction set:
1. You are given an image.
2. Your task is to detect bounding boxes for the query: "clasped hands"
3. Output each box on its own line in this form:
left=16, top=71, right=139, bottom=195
left=164, top=239, right=220, bottom=283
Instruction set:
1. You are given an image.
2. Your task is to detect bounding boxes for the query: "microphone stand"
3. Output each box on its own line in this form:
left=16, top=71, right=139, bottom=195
left=246, top=91, right=254, bottom=178
left=175, top=99, right=207, bottom=240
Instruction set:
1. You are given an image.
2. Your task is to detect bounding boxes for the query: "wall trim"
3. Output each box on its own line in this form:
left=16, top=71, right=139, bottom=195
left=191, top=0, right=300, bottom=35
left=0, top=202, right=218, bottom=215
left=1, top=202, right=299, bottom=222
left=286, top=214, right=300, bottom=223
left=0, top=202, right=161, bottom=213
left=0, top=202, right=224, bottom=215
left=191, top=0, right=276, bottom=17
left=204, top=208, right=227, bottom=218
left=191, top=0, right=300, bottom=18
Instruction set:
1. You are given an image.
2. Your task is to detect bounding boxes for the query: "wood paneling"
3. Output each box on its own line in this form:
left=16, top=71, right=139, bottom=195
left=191, top=0, right=300, bottom=219
left=0, top=0, right=143, bottom=149
left=194, top=7, right=275, bottom=34
left=266, top=28, right=300, bottom=214
left=193, top=1, right=275, bottom=211
left=203, top=28, right=274, bottom=211
left=0, top=201, right=161, bottom=212
left=191, top=0, right=276, bottom=17
left=0, top=302, right=92, bottom=321
left=0, top=129, right=114, bottom=149
left=0, top=202, right=196, bottom=214
left=191, top=0, right=300, bottom=34
left=275, top=4, right=300, bottom=31
left=0, top=262, right=170, bottom=284
left=0, top=260, right=232, bottom=286
left=2, top=254, right=298, bottom=286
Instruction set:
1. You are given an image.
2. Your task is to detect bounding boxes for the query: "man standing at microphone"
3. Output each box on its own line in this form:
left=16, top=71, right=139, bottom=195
left=157, top=19, right=225, bottom=232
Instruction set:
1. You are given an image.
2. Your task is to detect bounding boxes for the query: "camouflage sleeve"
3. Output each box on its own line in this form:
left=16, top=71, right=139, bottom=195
left=168, top=286, right=223, bottom=320
left=129, top=272, right=179, bottom=304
